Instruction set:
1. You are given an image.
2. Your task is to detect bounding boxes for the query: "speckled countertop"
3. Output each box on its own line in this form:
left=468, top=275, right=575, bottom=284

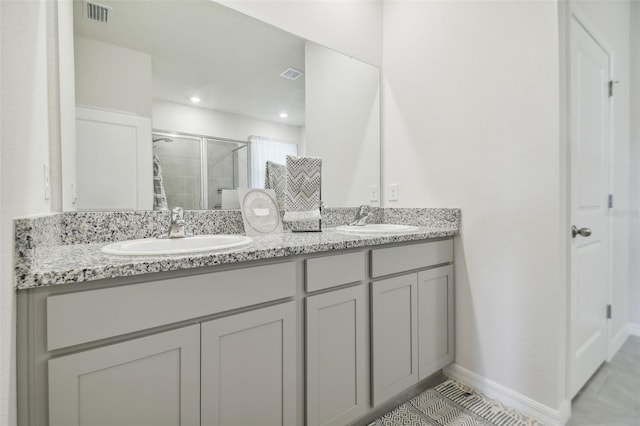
left=15, top=208, right=460, bottom=289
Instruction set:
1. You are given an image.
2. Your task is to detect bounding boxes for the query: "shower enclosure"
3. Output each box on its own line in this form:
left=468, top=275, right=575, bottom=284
left=152, top=130, right=249, bottom=210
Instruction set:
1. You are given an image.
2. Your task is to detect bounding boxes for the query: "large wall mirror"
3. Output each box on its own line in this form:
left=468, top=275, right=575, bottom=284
left=67, top=0, right=380, bottom=211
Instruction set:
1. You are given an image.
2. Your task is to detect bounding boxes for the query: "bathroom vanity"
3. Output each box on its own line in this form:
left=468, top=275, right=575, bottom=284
left=15, top=208, right=459, bottom=426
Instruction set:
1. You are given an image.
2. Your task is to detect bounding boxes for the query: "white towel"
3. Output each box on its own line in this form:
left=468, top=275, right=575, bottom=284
left=152, top=154, right=168, bottom=211
left=283, top=155, right=322, bottom=222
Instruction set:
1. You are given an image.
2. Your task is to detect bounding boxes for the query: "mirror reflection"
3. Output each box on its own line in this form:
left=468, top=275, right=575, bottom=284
left=71, top=0, right=379, bottom=211
left=152, top=131, right=249, bottom=210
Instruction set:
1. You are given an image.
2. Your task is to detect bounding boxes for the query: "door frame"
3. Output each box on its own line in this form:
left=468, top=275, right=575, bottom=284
left=565, top=5, right=616, bottom=401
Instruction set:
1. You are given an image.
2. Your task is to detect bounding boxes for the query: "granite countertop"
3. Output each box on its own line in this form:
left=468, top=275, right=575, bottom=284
left=17, top=226, right=458, bottom=290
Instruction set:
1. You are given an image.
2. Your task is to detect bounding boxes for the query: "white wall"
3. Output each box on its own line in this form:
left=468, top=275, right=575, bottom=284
left=571, top=0, right=632, bottom=354
left=0, top=2, right=4, bottom=422
left=75, top=36, right=152, bottom=117
left=305, top=42, right=380, bottom=207
left=0, top=0, right=3, bottom=418
left=630, top=1, right=640, bottom=332
left=383, top=0, right=565, bottom=413
left=152, top=99, right=302, bottom=143
left=0, top=2, right=56, bottom=425
left=218, top=0, right=383, bottom=67
left=58, top=0, right=77, bottom=212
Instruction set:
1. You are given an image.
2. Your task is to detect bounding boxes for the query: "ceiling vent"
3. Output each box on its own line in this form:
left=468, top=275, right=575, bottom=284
left=280, top=68, right=304, bottom=81
left=84, top=1, right=111, bottom=23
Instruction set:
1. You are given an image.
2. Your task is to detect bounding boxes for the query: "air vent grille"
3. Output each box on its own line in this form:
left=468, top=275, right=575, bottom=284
left=85, top=1, right=111, bottom=23
left=280, top=68, right=304, bottom=81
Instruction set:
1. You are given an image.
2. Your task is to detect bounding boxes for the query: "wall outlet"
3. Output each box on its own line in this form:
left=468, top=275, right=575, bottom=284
left=43, top=164, right=51, bottom=200
left=369, top=185, right=378, bottom=202
left=389, top=184, right=399, bottom=201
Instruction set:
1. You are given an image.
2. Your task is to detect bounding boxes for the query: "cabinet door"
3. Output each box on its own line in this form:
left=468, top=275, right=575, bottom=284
left=306, top=286, right=367, bottom=426
left=48, top=325, right=200, bottom=426
left=201, top=302, right=296, bottom=426
left=418, top=265, right=455, bottom=380
left=371, top=274, right=418, bottom=406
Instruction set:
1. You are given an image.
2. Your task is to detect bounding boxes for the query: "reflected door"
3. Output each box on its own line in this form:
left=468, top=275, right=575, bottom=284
left=76, top=107, right=153, bottom=210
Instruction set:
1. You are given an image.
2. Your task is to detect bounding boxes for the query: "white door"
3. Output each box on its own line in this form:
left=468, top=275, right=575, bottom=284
left=76, top=106, right=153, bottom=210
left=569, top=16, right=610, bottom=398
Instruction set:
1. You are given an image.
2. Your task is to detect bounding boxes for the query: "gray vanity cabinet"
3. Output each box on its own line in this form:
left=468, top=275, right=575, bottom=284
left=418, top=265, right=455, bottom=380
left=371, top=274, right=419, bottom=406
left=201, top=301, right=297, bottom=426
left=48, top=325, right=201, bottom=426
left=370, top=240, right=454, bottom=406
left=19, top=239, right=456, bottom=426
left=305, top=285, right=367, bottom=426
left=304, top=252, right=367, bottom=426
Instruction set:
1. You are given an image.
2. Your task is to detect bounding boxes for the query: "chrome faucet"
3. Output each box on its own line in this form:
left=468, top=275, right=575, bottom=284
left=349, top=205, right=370, bottom=226
left=158, top=207, right=191, bottom=238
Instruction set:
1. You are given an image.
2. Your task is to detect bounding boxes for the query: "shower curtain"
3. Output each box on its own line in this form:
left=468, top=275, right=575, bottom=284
left=249, top=135, right=298, bottom=189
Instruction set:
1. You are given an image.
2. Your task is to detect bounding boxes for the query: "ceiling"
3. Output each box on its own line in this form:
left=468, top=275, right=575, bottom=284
left=73, top=0, right=306, bottom=126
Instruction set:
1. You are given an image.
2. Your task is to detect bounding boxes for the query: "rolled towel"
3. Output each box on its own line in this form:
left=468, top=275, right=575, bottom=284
left=264, top=161, right=287, bottom=210
left=283, top=155, right=322, bottom=222
left=152, top=154, right=168, bottom=211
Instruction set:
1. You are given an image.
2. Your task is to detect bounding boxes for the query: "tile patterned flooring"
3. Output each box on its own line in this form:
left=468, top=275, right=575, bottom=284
left=566, top=336, right=640, bottom=426
left=370, top=379, right=541, bottom=426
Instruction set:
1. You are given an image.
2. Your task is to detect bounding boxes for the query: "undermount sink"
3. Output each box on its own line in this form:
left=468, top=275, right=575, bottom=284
left=101, top=234, right=253, bottom=256
left=335, top=224, right=420, bottom=234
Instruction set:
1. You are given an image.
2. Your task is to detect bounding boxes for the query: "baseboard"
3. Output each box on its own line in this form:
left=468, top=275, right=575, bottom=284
left=628, top=322, right=640, bottom=337
left=444, top=364, right=570, bottom=425
left=609, top=325, right=630, bottom=360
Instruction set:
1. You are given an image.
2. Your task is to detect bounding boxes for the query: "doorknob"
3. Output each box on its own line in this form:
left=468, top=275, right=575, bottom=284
left=571, top=225, right=592, bottom=238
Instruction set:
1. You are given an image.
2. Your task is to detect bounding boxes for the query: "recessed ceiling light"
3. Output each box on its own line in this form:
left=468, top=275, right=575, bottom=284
left=279, top=112, right=289, bottom=118
left=190, top=96, right=201, bottom=103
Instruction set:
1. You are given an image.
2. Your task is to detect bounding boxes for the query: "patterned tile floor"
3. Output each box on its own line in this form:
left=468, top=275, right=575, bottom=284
left=567, top=336, right=640, bottom=426
left=370, top=379, right=541, bottom=426
left=369, top=336, right=639, bottom=426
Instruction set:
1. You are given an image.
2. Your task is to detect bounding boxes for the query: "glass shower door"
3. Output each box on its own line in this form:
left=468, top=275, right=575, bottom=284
left=153, top=133, right=203, bottom=210
left=152, top=131, right=249, bottom=210
left=206, top=138, right=249, bottom=209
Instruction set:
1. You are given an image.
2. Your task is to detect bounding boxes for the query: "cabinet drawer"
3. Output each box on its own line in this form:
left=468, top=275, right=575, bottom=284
left=47, top=262, right=296, bottom=351
left=305, top=252, right=364, bottom=292
left=371, top=239, right=452, bottom=278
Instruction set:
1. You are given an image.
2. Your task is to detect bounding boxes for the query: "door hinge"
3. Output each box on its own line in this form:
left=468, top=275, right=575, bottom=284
left=608, top=194, right=613, bottom=209
left=608, top=80, right=619, bottom=97
left=607, top=304, right=612, bottom=319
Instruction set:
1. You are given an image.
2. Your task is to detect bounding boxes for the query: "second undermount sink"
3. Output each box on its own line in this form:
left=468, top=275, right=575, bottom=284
left=101, top=234, right=253, bottom=256
left=335, top=224, right=420, bottom=234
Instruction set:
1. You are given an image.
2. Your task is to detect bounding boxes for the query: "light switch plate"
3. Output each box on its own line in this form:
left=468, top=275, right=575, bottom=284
left=389, top=184, right=399, bottom=201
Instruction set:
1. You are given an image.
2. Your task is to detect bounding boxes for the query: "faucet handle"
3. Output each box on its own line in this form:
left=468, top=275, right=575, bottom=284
left=349, top=205, right=370, bottom=226
left=171, top=207, right=184, bottom=222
